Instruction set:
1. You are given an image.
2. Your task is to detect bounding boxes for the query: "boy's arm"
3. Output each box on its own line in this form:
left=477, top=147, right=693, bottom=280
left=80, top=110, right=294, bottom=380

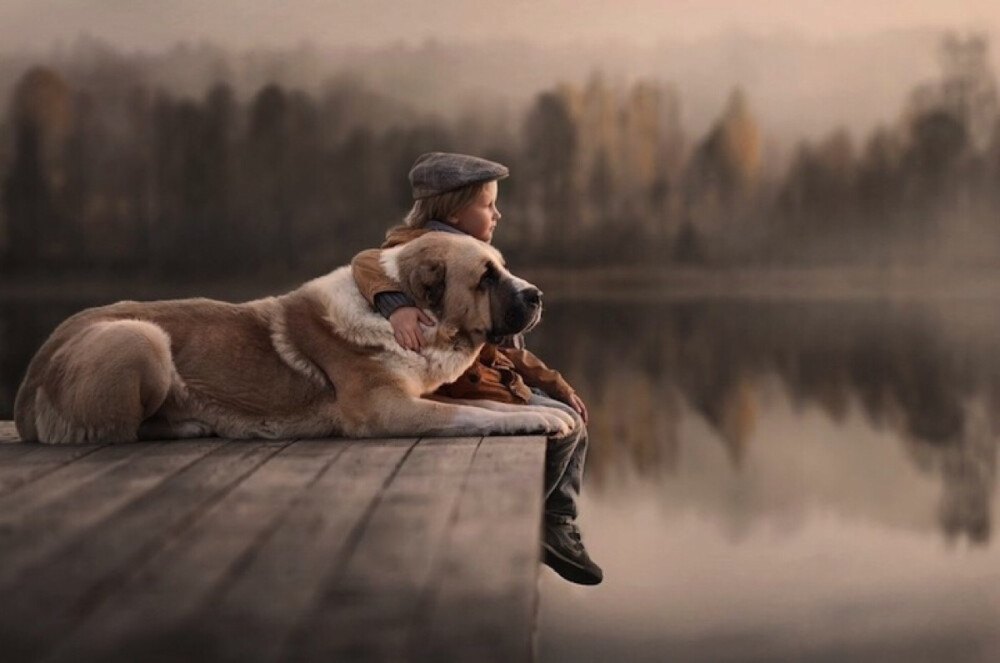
left=351, top=248, right=415, bottom=316
left=498, top=347, right=576, bottom=403
left=351, top=248, right=432, bottom=351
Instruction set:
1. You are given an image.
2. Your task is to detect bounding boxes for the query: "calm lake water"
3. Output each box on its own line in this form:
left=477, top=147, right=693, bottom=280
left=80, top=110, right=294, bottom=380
left=2, top=292, right=999, bottom=662
left=528, top=297, right=1000, bottom=663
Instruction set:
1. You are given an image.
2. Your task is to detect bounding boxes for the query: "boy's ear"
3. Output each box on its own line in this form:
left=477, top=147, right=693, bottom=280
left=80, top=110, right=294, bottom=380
left=409, top=259, right=446, bottom=311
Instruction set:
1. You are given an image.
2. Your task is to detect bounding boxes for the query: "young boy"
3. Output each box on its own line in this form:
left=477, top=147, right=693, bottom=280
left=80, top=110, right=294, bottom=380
left=351, top=152, right=602, bottom=585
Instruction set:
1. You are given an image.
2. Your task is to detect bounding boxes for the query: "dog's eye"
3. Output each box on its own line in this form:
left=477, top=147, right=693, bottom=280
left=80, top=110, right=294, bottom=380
left=478, top=262, right=499, bottom=290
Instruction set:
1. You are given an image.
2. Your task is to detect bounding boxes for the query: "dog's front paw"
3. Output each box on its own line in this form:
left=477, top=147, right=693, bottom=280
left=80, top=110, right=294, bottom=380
left=508, top=408, right=573, bottom=437
left=548, top=408, right=577, bottom=431
left=539, top=411, right=572, bottom=437
left=496, top=412, right=560, bottom=436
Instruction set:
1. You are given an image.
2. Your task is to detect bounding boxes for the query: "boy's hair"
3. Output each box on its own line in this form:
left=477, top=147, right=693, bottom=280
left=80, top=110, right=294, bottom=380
left=402, top=180, right=490, bottom=228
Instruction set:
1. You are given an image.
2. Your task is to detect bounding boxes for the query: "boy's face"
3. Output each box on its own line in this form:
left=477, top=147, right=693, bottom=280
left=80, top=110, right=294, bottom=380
left=448, top=180, right=500, bottom=243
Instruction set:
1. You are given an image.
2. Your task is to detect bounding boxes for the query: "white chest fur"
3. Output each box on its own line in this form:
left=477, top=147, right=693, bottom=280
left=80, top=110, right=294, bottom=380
left=306, top=267, right=477, bottom=395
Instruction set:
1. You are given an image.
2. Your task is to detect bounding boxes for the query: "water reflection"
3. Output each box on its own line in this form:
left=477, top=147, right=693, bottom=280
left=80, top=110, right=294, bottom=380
left=528, top=299, right=1000, bottom=545
left=522, top=298, right=1000, bottom=663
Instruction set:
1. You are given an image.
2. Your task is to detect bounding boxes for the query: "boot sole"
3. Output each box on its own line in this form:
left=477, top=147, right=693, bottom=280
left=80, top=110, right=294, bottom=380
left=542, top=543, right=603, bottom=585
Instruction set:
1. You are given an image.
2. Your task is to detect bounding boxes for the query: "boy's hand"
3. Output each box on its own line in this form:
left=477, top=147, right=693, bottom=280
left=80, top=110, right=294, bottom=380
left=568, top=393, right=589, bottom=424
left=389, top=307, right=435, bottom=351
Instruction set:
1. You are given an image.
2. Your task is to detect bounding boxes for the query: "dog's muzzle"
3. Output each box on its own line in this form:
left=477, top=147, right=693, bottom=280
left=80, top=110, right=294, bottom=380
left=489, top=284, right=543, bottom=342
left=518, top=286, right=543, bottom=333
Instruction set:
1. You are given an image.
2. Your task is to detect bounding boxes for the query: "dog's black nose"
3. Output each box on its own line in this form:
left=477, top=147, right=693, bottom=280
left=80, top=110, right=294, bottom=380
left=522, top=287, right=542, bottom=307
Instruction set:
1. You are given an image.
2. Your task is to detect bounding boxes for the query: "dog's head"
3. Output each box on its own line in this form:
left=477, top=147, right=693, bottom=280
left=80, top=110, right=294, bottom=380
left=396, top=233, right=542, bottom=345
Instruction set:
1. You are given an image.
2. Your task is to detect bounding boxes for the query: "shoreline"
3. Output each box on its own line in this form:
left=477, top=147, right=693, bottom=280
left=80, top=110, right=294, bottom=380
left=4, top=265, right=1000, bottom=303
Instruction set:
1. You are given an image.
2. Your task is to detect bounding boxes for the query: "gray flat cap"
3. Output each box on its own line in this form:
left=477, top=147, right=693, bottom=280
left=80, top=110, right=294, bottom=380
left=409, top=152, right=509, bottom=199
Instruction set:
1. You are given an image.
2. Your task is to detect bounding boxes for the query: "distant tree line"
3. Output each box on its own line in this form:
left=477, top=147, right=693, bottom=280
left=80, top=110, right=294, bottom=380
left=0, top=69, right=463, bottom=278
left=1, top=33, right=999, bottom=278
left=769, top=34, right=1000, bottom=266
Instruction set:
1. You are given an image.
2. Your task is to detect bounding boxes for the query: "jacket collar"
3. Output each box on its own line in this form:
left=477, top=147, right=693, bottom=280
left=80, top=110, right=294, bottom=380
left=425, top=219, right=466, bottom=236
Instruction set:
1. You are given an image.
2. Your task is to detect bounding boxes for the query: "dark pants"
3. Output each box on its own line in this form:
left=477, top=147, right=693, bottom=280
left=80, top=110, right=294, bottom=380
left=529, top=391, right=588, bottom=521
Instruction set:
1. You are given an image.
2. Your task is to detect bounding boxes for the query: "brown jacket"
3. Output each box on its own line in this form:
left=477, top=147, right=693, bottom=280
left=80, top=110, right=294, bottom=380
left=351, top=224, right=576, bottom=405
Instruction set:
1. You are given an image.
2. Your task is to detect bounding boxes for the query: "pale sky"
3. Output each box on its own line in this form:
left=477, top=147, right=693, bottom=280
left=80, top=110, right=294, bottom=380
left=1, top=0, right=998, bottom=51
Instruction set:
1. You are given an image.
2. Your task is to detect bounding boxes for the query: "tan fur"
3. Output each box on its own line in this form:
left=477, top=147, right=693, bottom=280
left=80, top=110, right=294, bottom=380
left=14, top=234, right=574, bottom=444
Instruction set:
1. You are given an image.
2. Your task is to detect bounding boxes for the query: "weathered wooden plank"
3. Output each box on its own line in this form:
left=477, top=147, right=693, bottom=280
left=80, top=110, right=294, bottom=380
left=0, top=441, right=218, bottom=589
left=0, top=426, right=30, bottom=463
left=0, top=443, right=104, bottom=497
left=0, top=428, right=548, bottom=663
left=0, top=420, right=21, bottom=444
left=413, top=436, right=546, bottom=663
left=43, top=439, right=353, bottom=663
left=287, top=436, right=482, bottom=663
left=0, top=442, right=158, bottom=524
left=0, top=439, right=288, bottom=663
left=178, top=438, right=418, bottom=663
left=0, top=441, right=37, bottom=462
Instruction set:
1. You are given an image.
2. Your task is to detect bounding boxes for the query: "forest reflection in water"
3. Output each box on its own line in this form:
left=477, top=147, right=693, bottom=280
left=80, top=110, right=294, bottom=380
left=525, top=296, right=1000, bottom=663
left=2, top=291, right=1000, bottom=660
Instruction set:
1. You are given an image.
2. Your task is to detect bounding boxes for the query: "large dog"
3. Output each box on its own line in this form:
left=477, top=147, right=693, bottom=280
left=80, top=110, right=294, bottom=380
left=14, top=233, right=573, bottom=444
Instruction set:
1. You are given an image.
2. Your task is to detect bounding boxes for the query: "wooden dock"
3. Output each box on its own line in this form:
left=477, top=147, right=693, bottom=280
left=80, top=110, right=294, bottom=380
left=0, top=421, right=546, bottom=663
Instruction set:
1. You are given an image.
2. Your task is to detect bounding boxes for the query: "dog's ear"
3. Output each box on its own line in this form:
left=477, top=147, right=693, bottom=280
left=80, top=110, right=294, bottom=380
left=408, top=259, right=446, bottom=311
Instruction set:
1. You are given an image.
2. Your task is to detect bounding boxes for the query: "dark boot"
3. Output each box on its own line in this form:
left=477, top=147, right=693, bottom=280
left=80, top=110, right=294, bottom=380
left=542, top=516, right=603, bottom=585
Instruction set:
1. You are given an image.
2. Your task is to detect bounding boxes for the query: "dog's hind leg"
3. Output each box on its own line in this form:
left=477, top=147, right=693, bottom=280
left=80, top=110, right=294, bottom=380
left=34, top=320, right=176, bottom=444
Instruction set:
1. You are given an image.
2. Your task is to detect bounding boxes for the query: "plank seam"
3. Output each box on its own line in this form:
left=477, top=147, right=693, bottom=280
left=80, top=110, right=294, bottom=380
left=0, top=444, right=109, bottom=499
left=316, top=437, right=420, bottom=575
left=407, top=436, right=486, bottom=656
left=200, top=439, right=353, bottom=607
left=0, top=441, right=221, bottom=593
left=71, top=440, right=295, bottom=619
left=0, top=443, right=167, bottom=524
left=276, top=437, right=420, bottom=656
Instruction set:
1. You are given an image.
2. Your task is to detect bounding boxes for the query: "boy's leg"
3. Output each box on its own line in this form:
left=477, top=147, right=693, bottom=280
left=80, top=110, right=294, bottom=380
left=527, top=393, right=587, bottom=520
left=527, top=392, right=602, bottom=585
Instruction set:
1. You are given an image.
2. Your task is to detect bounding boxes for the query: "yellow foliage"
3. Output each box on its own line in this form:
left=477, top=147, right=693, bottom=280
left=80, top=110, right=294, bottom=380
left=719, top=87, right=761, bottom=188
left=11, top=67, right=71, bottom=142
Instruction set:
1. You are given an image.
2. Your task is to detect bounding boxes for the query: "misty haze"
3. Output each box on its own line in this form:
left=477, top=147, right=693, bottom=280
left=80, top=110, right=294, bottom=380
left=2, top=7, right=1000, bottom=662
left=2, top=29, right=999, bottom=277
